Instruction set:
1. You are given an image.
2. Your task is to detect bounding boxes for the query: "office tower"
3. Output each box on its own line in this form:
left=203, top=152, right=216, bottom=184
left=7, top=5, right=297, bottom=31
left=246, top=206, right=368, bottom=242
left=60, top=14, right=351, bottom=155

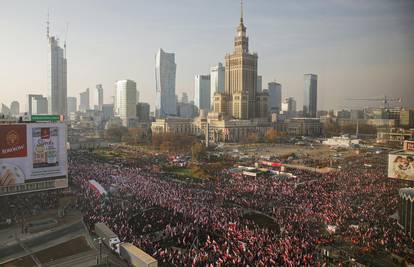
left=102, top=104, right=114, bottom=121
left=282, top=97, right=297, bottom=117
left=136, top=102, right=150, bottom=122
left=67, top=97, right=77, bottom=114
left=27, top=94, right=48, bottom=115
left=47, top=19, right=67, bottom=117
left=10, top=101, right=20, bottom=116
left=115, top=79, right=137, bottom=127
left=210, top=63, right=225, bottom=107
left=194, top=74, right=211, bottom=111
left=336, top=109, right=351, bottom=119
left=268, top=82, right=281, bottom=113
left=79, top=88, right=90, bottom=112
left=155, top=48, right=177, bottom=118
left=213, top=2, right=264, bottom=119
left=257, top=75, right=262, bottom=93
left=96, top=84, right=103, bottom=111
left=136, top=90, right=140, bottom=104
left=181, top=92, right=189, bottom=104
left=303, top=74, right=318, bottom=118
left=1, top=104, right=11, bottom=116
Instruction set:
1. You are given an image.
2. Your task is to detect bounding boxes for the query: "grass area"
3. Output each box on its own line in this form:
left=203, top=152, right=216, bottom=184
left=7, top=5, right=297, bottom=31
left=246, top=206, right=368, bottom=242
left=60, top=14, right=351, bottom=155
left=33, top=236, right=92, bottom=264
left=171, top=168, right=194, bottom=177
left=1, top=256, right=36, bottom=267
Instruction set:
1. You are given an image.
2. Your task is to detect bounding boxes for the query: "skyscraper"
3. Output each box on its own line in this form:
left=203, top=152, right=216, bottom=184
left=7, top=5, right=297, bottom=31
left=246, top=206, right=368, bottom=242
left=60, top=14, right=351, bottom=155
left=194, top=74, right=211, bottom=111
left=28, top=94, right=48, bottom=115
left=47, top=19, right=67, bottom=117
left=303, top=74, right=318, bottom=118
left=212, top=2, right=267, bottom=119
left=210, top=63, right=225, bottom=108
left=268, top=82, right=282, bottom=113
left=257, top=75, right=262, bottom=93
left=155, top=48, right=177, bottom=118
left=79, top=88, right=90, bottom=112
left=282, top=97, right=297, bottom=117
left=96, top=84, right=103, bottom=111
left=115, top=79, right=137, bottom=127
left=10, top=101, right=20, bottom=116
left=67, top=97, right=77, bottom=114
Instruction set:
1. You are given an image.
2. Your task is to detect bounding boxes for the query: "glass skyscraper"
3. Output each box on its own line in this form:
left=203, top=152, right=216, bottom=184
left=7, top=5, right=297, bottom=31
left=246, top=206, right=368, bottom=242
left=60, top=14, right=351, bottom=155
left=155, top=48, right=177, bottom=118
left=303, top=74, right=318, bottom=118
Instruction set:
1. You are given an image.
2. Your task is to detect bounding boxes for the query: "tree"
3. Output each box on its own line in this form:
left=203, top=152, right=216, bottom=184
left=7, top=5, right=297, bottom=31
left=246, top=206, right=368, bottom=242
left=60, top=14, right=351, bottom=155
left=265, top=129, right=278, bottom=143
left=191, top=142, right=204, bottom=161
left=105, top=125, right=128, bottom=142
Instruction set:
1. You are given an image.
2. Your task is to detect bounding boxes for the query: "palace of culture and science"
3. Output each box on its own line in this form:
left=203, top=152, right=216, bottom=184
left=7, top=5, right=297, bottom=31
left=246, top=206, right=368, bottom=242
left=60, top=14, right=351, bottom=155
left=212, top=3, right=268, bottom=119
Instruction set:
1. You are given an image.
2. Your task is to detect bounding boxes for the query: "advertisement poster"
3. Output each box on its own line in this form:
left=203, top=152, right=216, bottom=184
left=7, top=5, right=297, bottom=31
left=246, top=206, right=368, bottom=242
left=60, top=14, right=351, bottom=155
left=388, top=154, right=414, bottom=181
left=0, top=123, right=67, bottom=188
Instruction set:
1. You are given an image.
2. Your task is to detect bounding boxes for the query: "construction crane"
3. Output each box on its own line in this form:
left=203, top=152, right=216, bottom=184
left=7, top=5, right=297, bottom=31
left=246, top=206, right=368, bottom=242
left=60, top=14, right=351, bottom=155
left=346, top=95, right=401, bottom=109
left=345, top=96, right=401, bottom=138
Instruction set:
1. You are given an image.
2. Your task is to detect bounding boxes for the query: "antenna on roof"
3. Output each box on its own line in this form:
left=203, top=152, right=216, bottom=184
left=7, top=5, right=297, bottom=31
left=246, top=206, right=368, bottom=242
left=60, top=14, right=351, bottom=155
left=64, top=22, right=69, bottom=57
left=46, top=11, right=50, bottom=38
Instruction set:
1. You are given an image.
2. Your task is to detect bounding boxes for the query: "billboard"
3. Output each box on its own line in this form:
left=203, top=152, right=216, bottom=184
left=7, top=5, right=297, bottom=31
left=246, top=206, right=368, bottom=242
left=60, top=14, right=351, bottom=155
left=388, top=153, right=414, bottom=181
left=0, top=123, right=67, bottom=195
left=404, top=141, right=414, bottom=152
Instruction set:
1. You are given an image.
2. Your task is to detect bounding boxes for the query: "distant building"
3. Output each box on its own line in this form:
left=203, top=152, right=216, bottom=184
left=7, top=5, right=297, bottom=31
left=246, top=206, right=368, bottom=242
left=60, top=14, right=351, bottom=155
left=1, top=104, right=11, bottom=117
left=336, top=109, right=350, bottom=119
left=10, top=101, right=20, bottom=116
left=102, top=104, right=114, bottom=121
left=281, top=97, right=296, bottom=117
left=115, top=79, right=137, bottom=127
left=27, top=94, right=48, bottom=115
left=96, top=84, right=103, bottom=111
left=136, top=102, right=150, bottom=122
left=47, top=24, right=67, bottom=117
left=400, top=108, right=414, bottom=129
left=194, top=74, right=211, bottom=111
left=285, top=118, right=323, bottom=136
left=257, top=75, right=262, bottom=93
left=303, top=74, right=318, bottom=118
left=210, top=63, right=225, bottom=108
left=79, top=88, right=90, bottom=112
left=399, top=188, right=414, bottom=238
left=155, top=48, right=177, bottom=118
left=350, top=109, right=364, bottom=120
left=67, top=97, right=77, bottom=114
left=268, top=82, right=281, bottom=113
left=181, top=92, right=189, bottom=104
left=177, top=102, right=198, bottom=118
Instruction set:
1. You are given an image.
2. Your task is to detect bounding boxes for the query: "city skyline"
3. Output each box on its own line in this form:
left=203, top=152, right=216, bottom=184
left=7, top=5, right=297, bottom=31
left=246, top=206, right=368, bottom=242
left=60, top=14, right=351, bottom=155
left=0, top=0, right=413, bottom=112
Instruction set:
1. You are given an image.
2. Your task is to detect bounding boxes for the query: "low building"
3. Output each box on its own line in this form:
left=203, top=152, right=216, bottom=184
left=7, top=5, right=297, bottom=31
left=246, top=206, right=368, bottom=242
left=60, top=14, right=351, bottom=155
left=400, top=108, right=414, bottom=129
left=377, top=128, right=414, bottom=145
left=151, top=117, right=199, bottom=135
left=285, top=118, right=323, bottom=137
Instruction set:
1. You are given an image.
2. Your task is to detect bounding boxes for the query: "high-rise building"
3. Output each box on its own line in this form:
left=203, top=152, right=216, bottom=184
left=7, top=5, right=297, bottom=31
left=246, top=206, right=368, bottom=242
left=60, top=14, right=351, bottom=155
left=268, top=82, right=281, bottom=113
left=67, top=97, right=77, bottom=114
left=155, top=48, right=177, bottom=118
left=102, top=104, right=114, bottom=121
left=257, top=75, right=262, bottom=93
left=96, top=84, right=103, bottom=111
left=210, top=63, right=225, bottom=108
left=115, top=79, right=137, bottom=127
left=303, top=74, right=318, bottom=118
left=47, top=20, right=67, bottom=117
left=181, top=92, right=189, bottom=104
left=136, top=102, right=150, bottom=122
left=10, top=101, right=20, bottom=116
left=213, top=2, right=267, bottom=119
left=79, top=88, right=90, bottom=112
left=282, top=97, right=296, bottom=117
left=27, top=94, right=48, bottom=115
left=1, top=104, right=11, bottom=116
left=194, top=74, right=211, bottom=111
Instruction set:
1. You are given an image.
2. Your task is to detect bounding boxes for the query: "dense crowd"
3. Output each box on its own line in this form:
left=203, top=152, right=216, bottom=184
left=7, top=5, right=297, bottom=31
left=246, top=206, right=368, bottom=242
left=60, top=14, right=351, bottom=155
left=69, top=149, right=414, bottom=266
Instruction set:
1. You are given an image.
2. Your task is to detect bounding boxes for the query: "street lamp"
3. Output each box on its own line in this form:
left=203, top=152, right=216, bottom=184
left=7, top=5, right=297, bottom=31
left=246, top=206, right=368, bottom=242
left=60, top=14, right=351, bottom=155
left=94, top=237, right=105, bottom=265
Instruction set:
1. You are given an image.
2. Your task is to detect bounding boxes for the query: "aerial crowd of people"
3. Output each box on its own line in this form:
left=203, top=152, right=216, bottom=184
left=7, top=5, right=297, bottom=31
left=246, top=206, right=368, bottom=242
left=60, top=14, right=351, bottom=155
left=68, top=147, right=414, bottom=266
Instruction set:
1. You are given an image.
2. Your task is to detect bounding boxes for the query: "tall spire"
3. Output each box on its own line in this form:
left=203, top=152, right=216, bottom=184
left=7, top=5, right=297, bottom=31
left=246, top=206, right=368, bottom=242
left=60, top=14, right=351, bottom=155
left=240, top=0, right=244, bottom=24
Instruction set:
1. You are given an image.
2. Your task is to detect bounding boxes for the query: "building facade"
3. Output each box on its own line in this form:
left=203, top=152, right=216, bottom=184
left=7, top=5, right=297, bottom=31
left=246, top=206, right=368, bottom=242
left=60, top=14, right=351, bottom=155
left=155, top=48, right=177, bottom=118
left=268, top=82, right=281, bottom=113
left=79, top=88, right=90, bottom=112
left=47, top=27, right=67, bottom=117
left=400, top=108, right=414, bottom=129
left=27, top=94, right=48, bottom=115
left=210, top=63, right=225, bottom=108
left=399, top=188, right=414, bottom=238
left=136, top=102, right=150, bottom=122
left=281, top=97, right=297, bottom=117
left=96, top=84, right=104, bottom=111
left=194, top=74, right=211, bottom=111
left=10, top=101, right=20, bottom=116
left=115, top=80, right=137, bottom=127
left=303, top=74, right=318, bottom=118
left=67, top=97, right=77, bottom=114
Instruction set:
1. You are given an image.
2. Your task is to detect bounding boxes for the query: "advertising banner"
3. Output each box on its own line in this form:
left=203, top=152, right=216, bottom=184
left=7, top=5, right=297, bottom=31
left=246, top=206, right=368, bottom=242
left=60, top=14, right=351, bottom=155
left=388, top=153, right=414, bottom=181
left=404, top=141, right=414, bottom=152
left=0, top=123, right=67, bottom=188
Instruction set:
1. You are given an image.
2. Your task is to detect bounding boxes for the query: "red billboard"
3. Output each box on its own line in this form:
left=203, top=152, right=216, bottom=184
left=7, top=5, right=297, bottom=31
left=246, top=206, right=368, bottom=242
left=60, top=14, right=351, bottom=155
left=0, top=125, right=27, bottom=159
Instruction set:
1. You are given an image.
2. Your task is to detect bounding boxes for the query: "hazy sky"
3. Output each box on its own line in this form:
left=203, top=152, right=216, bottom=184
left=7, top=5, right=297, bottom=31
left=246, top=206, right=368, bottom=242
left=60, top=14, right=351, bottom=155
left=1, top=0, right=413, bottom=112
